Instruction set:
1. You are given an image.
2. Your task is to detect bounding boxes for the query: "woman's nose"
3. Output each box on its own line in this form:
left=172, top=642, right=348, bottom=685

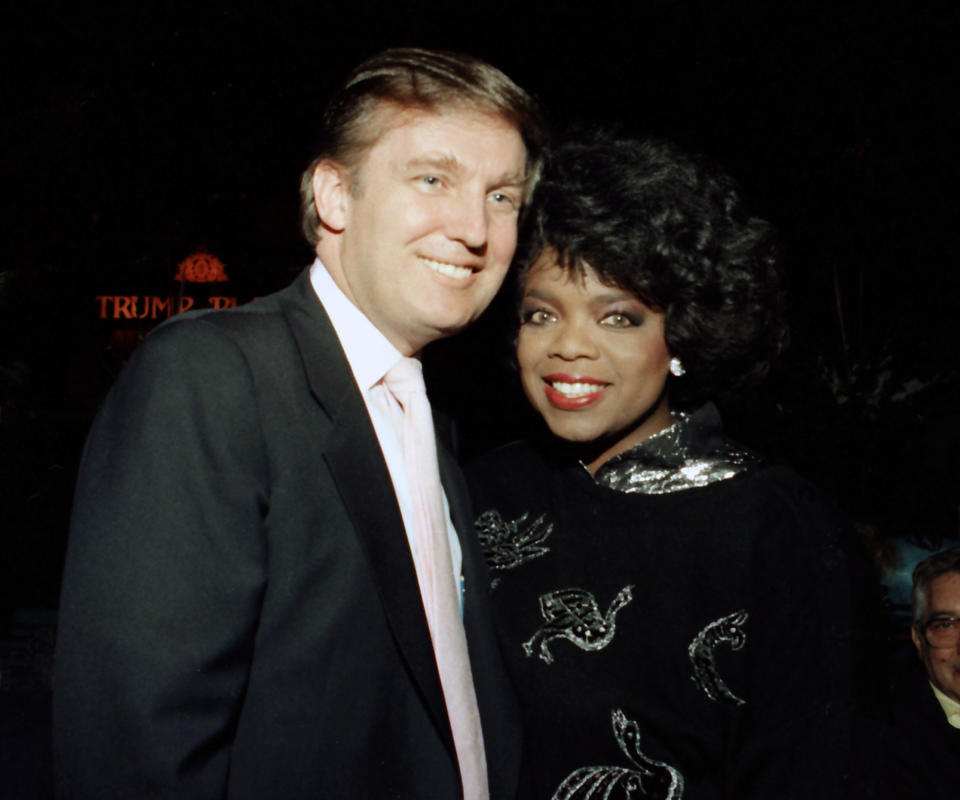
left=550, top=320, right=599, bottom=361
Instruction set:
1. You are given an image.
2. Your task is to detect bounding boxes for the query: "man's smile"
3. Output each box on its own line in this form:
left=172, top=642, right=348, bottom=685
left=418, top=255, right=475, bottom=279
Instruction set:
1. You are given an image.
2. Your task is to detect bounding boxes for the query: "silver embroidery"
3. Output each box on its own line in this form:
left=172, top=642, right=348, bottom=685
left=687, top=609, right=748, bottom=706
left=523, top=586, right=633, bottom=664
left=553, top=708, right=685, bottom=800
left=475, top=510, right=553, bottom=586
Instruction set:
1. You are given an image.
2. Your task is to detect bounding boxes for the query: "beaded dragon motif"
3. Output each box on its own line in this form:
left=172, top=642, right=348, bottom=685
left=687, top=609, right=748, bottom=706
left=475, top=509, right=553, bottom=588
left=553, top=708, right=684, bottom=799
left=523, top=586, right=634, bottom=664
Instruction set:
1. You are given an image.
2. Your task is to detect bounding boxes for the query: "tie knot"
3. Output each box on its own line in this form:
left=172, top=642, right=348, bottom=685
left=383, top=357, right=427, bottom=405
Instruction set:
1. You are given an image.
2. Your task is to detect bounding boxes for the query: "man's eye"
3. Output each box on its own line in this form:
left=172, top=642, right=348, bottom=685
left=490, top=192, right=518, bottom=207
left=414, top=174, right=451, bottom=194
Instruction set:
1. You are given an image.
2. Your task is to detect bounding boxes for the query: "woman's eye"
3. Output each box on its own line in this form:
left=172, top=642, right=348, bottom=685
left=490, top=191, right=518, bottom=208
left=420, top=175, right=441, bottom=187
left=601, top=312, right=638, bottom=328
left=522, top=309, right=554, bottom=325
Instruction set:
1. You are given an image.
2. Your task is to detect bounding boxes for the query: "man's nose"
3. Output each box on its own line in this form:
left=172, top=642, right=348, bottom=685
left=446, top=193, right=488, bottom=252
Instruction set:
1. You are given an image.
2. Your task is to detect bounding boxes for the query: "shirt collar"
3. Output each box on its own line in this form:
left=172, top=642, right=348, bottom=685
left=930, top=682, right=960, bottom=729
left=309, top=258, right=405, bottom=390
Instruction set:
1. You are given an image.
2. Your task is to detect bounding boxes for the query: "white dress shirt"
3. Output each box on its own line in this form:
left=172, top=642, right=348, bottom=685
left=309, top=258, right=463, bottom=598
left=930, top=682, right=960, bottom=729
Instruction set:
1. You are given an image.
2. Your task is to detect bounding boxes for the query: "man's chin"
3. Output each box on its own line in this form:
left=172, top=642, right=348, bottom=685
left=431, top=313, right=483, bottom=339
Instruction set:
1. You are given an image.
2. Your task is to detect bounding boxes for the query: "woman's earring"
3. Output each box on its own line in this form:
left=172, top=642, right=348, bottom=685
left=669, top=357, right=686, bottom=377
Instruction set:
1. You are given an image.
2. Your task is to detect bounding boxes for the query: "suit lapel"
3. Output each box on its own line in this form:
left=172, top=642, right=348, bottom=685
left=438, top=443, right=480, bottom=590
left=278, top=271, right=455, bottom=756
left=439, top=442, right=523, bottom=797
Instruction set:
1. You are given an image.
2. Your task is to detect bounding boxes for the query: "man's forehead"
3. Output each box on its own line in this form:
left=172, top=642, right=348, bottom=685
left=352, top=103, right=527, bottom=189
left=928, top=570, right=960, bottom=609
left=366, top=101, right=521, bottom=151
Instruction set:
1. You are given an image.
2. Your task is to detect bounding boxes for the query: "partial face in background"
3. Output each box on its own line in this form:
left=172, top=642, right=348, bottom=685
left=516, top=254, right=673, bottom=472
left=313, top=105, right=528, bottom=355
left=912, top=571, right=960, bottom=704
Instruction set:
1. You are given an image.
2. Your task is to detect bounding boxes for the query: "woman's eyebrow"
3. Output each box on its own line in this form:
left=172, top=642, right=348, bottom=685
left=593, top=291, right=637, bottom=304
left=522, top=288, right=557, bottom=301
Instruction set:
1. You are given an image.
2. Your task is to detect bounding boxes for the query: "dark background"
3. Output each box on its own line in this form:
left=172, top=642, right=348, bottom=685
left=1, top=1, right=958, bottom=790
left=4, top=0, right=959, bottom=604
left=0, top=0, right=960, bottom=798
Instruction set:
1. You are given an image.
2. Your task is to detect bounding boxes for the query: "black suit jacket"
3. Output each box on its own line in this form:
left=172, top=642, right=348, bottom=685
left=53, top=269, right=521, bottom=798
left=853, top=646, right=960, bottom=800
left=885, top=659, right=960, bottom=799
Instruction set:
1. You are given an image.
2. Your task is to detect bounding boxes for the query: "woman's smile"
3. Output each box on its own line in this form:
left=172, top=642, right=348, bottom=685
left=542, top=374, right=609, bottom=409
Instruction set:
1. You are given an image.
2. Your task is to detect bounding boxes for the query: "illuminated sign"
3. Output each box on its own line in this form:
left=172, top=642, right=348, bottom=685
left=173, top=249, right=229, bottom=283
left=95, top=294, right=237, bottom=320
left=96, top=249, right=239, bottom=321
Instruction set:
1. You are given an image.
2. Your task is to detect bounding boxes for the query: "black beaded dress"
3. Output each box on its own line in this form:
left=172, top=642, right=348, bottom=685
left=466, top=405, right=861, bottom=800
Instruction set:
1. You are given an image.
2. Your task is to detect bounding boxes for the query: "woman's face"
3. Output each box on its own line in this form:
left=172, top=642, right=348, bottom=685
left=517, top=253, right=674, bottom=472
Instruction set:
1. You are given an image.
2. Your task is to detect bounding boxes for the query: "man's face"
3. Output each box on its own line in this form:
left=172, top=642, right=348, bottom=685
left=318, top=106, right=528, bottom=355
left=911, top=571, right=960, bottom=704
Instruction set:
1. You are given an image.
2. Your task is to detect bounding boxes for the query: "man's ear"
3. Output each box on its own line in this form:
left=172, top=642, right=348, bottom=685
left=312, top=160, right=349, bottom=233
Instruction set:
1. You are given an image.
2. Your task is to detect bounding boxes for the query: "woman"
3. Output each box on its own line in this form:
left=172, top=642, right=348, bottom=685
left=467, top=134, right=862, bottom=799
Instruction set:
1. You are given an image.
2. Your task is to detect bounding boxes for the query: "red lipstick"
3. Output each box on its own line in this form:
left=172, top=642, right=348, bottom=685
left=542, top=374, right=608, bottom=410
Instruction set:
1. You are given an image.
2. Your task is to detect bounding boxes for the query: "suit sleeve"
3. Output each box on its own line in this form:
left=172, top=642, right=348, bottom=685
left=53, top=318, right=270, bottom=799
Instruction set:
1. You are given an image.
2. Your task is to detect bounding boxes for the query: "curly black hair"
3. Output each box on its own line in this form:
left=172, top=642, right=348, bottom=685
left=516, top=131, right=788, bottom=409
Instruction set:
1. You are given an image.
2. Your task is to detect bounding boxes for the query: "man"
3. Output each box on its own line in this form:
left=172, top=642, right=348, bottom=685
left=910, top=548, right=960, bottom=723
left=905, top=548, right=960, bottom=746
left=875, top=547, right=960, bottom=798
left=53, top=48, right=545, bottom=799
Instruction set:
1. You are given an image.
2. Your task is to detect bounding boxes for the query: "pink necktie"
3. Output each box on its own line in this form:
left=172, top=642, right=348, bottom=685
left=383, top=357, right=489, bottom=800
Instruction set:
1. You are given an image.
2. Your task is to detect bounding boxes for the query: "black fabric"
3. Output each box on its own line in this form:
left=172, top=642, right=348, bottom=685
left=875, top=650, right=960, bottom=800
left=53, top=269, right=520, bottom=799
left=467, top=435, right=863, bottom=799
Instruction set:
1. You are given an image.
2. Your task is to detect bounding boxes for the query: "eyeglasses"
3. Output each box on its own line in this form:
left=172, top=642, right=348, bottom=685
left=921, top=616, right=960, bottom=649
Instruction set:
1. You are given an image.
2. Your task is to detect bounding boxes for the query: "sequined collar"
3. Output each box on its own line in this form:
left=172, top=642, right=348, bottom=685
left=588, top=404, right=762, bottom=495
